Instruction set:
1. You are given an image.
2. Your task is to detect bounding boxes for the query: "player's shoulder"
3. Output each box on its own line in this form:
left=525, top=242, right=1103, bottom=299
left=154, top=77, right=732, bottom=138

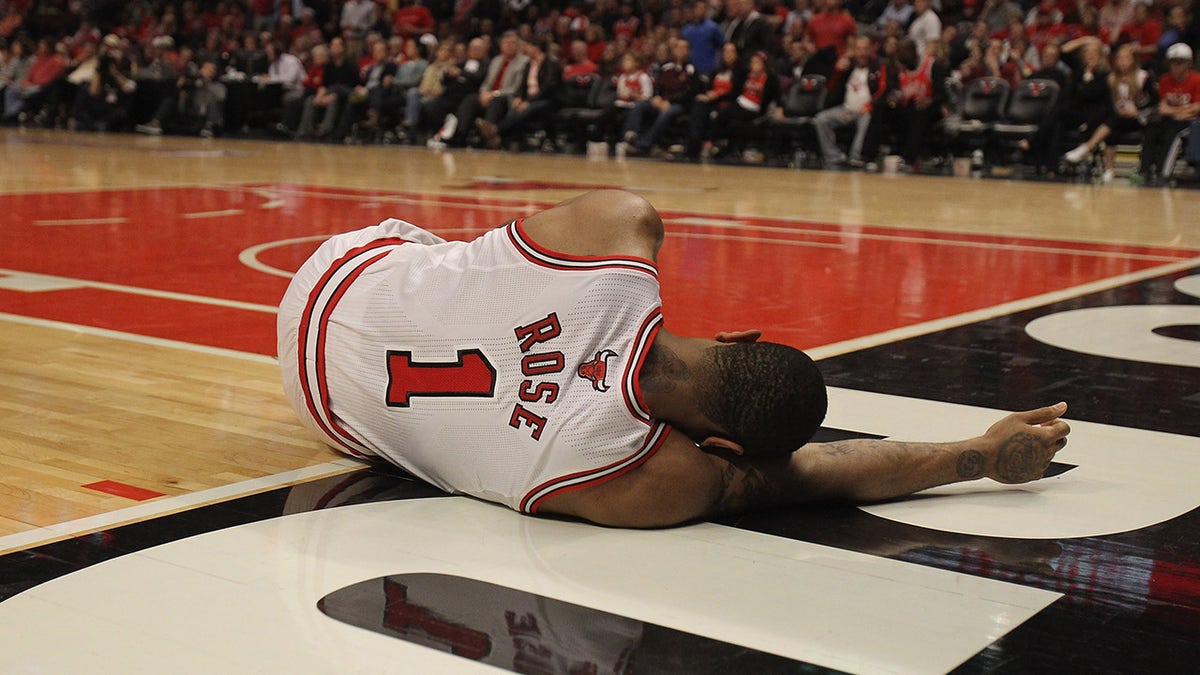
left=520, top=190, right=664, bottom=262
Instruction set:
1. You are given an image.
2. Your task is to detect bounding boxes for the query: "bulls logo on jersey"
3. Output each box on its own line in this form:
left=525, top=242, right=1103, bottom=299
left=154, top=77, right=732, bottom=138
left=577, top=350, right=617, bottom=392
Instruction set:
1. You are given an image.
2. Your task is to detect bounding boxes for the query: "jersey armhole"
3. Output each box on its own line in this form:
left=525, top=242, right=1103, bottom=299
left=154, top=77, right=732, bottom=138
left=506, top=219, right=660, bottom=276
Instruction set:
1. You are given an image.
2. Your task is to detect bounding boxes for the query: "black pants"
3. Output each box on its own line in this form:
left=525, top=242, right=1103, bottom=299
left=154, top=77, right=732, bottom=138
left=1139, top=117, right=1190, bottom=178
left=862, top=103, right=939, bottom=165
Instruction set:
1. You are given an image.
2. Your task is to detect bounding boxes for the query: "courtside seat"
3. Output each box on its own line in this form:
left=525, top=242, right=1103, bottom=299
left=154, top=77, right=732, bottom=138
left=551, top=75, right=616, bottom=151
left=765, top=75, right=827, bottom=163
left=992, top=79, right=1059, bottom=155
left=945, top=77, right=1010, bottom=160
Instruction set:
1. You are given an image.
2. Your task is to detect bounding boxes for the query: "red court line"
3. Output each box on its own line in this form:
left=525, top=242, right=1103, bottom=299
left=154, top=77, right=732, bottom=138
left=82, top=480, right=166, bottom=501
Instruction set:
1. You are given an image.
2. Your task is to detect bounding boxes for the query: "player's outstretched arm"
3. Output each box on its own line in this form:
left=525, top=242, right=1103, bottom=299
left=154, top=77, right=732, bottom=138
left=717, top=402, right=1071, bottom=513
left=544, top=404, right=1070, bottom=528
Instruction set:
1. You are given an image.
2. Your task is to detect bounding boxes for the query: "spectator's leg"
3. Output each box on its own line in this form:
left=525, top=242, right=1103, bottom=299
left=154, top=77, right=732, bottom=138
left=901, top=106, right=936, bottom=166
left=814, top=106, right=847, bottom=164
left=849, top=111, right=871, bottom=162
left=640, top=103, right=683, bottom=152
left=451, top=94, right=483, bottom=145
left=403, top=88, right=422, bottom=128
left=686, top=101, right=713, bottom=158
left=624, top=100, right=652, bottom=143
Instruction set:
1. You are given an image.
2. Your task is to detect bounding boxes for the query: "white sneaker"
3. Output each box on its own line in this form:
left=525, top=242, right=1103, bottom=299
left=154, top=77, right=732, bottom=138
left=435, top=114, right=457, bottom=141
left=1101, top=169, right=1114, bottom=184
left=1063, top=144, right=1089, bottom=164
left=135, top=122, right=162, bottom=136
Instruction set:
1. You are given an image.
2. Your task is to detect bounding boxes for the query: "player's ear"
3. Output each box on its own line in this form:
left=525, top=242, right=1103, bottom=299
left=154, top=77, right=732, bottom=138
left=714, top=329, right=762, bottom=344
left=700, top=436, right=745, bottom=455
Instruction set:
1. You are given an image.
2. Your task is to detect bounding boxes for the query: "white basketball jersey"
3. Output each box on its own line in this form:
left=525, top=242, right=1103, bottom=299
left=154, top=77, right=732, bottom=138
left=278, top=217, right=672, bottom=513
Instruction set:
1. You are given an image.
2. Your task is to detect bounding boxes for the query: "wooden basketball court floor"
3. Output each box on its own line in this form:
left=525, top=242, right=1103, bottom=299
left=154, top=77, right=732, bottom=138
left=0, top=127, right=1198, bottom=673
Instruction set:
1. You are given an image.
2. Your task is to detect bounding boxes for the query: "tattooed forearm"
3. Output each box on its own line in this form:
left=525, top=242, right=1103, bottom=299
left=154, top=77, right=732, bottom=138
left=639, top=342, right=690, bottom=394
left=956, top=449, right=986, bottom=479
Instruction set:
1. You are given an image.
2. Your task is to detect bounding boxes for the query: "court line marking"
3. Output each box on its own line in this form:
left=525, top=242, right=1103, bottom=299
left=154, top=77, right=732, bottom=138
left=34, top=217, right=129, bottom=226
left=807, top=255, right=1200, bottom=360
left=0, top=267, right=277, bottom=314
left=0, top=459, right=363, bottom=557
left=665, top=218, right=1192, bottom=263
left=181, top=209, right=245, bottom=219
left=0, top=313, right=278, bottom=364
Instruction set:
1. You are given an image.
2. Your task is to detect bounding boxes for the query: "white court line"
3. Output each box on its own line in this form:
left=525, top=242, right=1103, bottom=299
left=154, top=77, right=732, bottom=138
left=35, top=217, right=129, bottom=226
left=0, top=267, right=277, bottom=313
left=665, top=217, right=1190, bottom=263
left=181, top=209, right=245, bottom=219
left=0, top=312, right=278, bottom=363
left=0, top=459, right=363, bottom=556
left=807, top=255, right=1200, bottom=360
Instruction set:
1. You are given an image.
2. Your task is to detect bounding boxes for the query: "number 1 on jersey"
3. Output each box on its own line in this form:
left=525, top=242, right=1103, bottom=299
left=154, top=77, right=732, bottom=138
left=385, top=350, right=497, bottom=407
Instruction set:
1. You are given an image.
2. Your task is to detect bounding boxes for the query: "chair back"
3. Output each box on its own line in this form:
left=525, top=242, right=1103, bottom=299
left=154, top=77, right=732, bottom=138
left=961, top=77, right=1010, bottom=122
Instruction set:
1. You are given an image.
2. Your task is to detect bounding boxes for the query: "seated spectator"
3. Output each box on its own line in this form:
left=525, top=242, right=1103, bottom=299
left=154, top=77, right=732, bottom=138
left=563, top=39, right=599, bottom=82
left=138, top=36, right=180, bottom=82
left=979, top=0, right=1022, bottom=36
left=475, top=36, right=563, bottom=150
left=908, top=0, right=942, bottom=59
left=0, top=39, right=32, bottom=103
left=136, top=59, right=227, bottom=138
left=612, top=51, right=654, bottom=139
left=1156, top=6, right=1197, bottom=65
left=4, top=38, right=66, bottom=124
left=705, top=50, right=780, bottom=161
left=1098, top=0, right=1133, bottom=46
left=277, top=44, right=327, bottom=136
left=334, top=39, right=398, bottom=141
left=1062, top=44, right=1155, bottom=183
left=814, top=35, right=887, bottom=168
left=861, top=37, right=947, bottom=170
left=1118, top=3, right=1162, bottom=67
left=807, top=0, right=857, bottom=59
left=959, top=39, right=1021, bottom=87
left=261, top=40, right=306, bottom=105
left=70, top=36, right=135, bottom=132
left=33, top=41, right=97, bottom=128
left=400, top=40, right=453, bottom=138
left=1028, top=41, right=1069, bottom=86
left=416, top=37, right=488, bottom=143
left=1137, top=42, right=1200, bottom=184
left=784, top=0, right=815, bottom=38
left=1024, top=36, right=1110, bottom=173
left=297, top=36, right=358, bottom=139
left=393, top=0, right=435, bottom=40
left=622, top=38, right=697, bottom=155
left=440, top=31, right=525, bottom=147
left=232, top=33, right=267, bottom=77
left=687, top=41, right=743, bottom=159
left=874, top=0, right=914, bottom=37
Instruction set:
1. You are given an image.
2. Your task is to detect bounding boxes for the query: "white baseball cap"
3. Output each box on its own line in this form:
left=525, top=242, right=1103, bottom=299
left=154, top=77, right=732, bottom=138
left=1166, top=42, right=1193, bottom=62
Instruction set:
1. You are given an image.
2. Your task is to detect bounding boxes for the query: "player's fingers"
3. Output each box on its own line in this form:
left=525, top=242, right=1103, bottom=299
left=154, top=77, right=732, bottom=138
left=1014, top=402, right=1068, bottom=425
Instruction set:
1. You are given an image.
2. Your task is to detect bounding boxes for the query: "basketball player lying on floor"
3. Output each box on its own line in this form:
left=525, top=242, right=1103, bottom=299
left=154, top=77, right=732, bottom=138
left=279, top=190, right=1071, bottom=528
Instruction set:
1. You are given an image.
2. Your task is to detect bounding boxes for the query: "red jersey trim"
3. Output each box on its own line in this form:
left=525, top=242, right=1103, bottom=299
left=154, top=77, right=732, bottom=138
left=505, top=219, right=659, bottom=277
left=622, top=309, right=663, bottom=424
left=519, top=422, right=672, bottom=513
left=297, top=237, right=409, bottom=457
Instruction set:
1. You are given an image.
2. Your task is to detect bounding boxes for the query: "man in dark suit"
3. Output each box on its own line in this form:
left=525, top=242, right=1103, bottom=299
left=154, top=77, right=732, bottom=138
left=476, top=36, right=563, bottom=150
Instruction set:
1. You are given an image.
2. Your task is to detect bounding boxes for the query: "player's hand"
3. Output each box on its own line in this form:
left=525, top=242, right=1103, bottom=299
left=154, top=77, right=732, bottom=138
left=980, top=402, right=1070, bottom=484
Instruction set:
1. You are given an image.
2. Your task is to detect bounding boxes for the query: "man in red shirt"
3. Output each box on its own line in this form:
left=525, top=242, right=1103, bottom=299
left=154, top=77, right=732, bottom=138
left=807, top=0, right=857, bottom=57
left=1138, top=42, right=1200, bottom=183
left=1118, top=3, right=1162, bottom=65
left=393, top=0, right=435, bottom=40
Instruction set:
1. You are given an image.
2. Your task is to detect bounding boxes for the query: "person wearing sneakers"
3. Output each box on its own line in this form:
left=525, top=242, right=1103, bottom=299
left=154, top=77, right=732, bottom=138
left=1135, top=42, right=1200, bottom=184
left=1062, top=44, right=1156, bottom=183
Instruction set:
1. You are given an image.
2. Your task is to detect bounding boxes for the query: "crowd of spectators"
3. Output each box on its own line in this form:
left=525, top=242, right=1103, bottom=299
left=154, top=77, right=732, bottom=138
left=1, top=0, right=1198, bottom=183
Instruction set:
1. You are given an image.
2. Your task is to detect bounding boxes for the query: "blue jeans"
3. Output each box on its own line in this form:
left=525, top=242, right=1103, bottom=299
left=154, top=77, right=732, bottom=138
left=625, top=100, right=686, bottom=151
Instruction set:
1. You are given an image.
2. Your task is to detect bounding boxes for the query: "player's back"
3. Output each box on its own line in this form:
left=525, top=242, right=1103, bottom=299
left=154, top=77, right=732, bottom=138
left=279, top=218, right=671, bottom=512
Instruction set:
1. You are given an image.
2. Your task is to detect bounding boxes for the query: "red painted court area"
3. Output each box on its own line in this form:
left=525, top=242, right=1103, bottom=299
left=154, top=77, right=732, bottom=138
left=1, top=183, right=1193, bottom=355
